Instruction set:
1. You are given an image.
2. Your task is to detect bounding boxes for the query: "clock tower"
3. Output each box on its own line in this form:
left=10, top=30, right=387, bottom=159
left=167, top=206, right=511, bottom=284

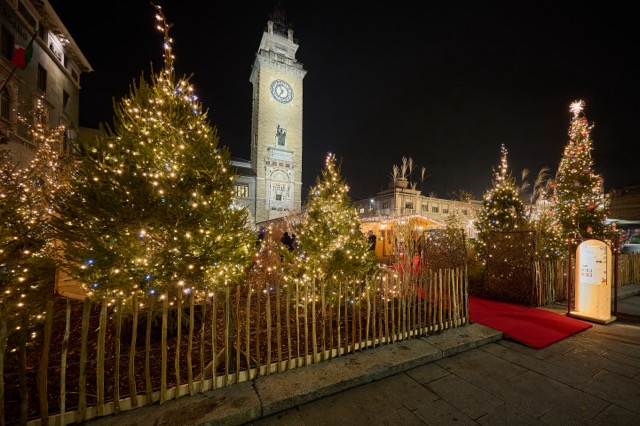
left=249, top=7, right=307, bottom=223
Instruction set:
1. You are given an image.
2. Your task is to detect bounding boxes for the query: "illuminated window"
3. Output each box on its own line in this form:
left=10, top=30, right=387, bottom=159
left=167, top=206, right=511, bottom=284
left=234, top=184, right=249, bottom=198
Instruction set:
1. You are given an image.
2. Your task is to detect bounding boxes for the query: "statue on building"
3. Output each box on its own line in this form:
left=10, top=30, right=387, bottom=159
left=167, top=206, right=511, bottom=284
left=276, top=125, right=286, bottom=146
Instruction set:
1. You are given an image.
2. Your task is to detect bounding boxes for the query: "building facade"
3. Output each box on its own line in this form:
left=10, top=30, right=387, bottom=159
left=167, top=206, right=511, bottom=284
left=0, top=0, right=91, bottom=167
left=234, top=7, right=307, bottom=224
left=353, top=179, right=483, bottom=240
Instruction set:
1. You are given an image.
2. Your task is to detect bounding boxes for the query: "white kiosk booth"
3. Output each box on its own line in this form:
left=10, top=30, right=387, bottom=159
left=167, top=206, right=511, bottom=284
left=569, top=239, right=616, bottom=324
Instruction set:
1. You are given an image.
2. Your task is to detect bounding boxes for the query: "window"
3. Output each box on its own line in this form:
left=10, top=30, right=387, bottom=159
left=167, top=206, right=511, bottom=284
left=405, top=202, right=413, bottom=210
left=63, top=90, right=70, bottom=114
left=442, top=207, right=449, bottom=214
left=1, top=88, right=10, bottom=120
left=431, top=206, right=439, bottom=213
left=38, top=22, right=47, bottom=40
left=18, top=2, right=36, bottom=28
left=234, top=184, right=249, bottom=198
left=359, top=207, right=364, bottom=213
left=382, top=202, right=389, bottom=209
left=37, top=64, right=47, bottom=92
left=421, top=204, right=428, bottom=212
left=1, top=26, right=14, bottom=60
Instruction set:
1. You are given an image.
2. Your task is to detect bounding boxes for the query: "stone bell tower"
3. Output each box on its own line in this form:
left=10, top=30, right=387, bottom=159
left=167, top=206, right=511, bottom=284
left=249, top=6, right=307, bottom=223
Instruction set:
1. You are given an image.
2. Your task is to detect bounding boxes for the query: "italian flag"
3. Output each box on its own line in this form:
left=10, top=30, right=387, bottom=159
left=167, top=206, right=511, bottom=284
left=11, top=44, right=33, bottom=69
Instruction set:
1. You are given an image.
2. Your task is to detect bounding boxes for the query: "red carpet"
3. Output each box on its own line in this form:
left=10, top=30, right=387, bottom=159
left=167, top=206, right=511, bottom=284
left=469, top=296, right=592, bottom=349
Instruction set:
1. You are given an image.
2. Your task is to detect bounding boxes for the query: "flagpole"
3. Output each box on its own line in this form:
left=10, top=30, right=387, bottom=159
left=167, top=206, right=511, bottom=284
left=0, top=28, right=39, bottom=94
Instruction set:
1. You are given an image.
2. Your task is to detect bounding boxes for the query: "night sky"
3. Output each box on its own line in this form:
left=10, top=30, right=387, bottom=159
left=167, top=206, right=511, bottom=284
left=50, top=1, right=639, bottom=202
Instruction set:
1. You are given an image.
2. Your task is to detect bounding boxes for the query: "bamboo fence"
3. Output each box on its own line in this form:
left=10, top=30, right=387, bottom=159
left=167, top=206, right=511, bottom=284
left=2, top=253, right=638, bottom=425
left=0, top=265, right=467, bottom=425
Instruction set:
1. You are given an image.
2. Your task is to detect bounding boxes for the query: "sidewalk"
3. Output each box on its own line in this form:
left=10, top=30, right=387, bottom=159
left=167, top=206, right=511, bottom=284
left=87, top=284, right=640, bottom=426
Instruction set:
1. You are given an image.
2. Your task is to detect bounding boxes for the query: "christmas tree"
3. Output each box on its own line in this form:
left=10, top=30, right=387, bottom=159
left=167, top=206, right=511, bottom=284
left=472, top=144, right=528, bottom=258
left=51, top=5, right=255, bottom=302
left=294, top=153, right=378, bottom=283
left=551, top=100, right=613, bottom=242
left=0, top=98, right=67, bottom=333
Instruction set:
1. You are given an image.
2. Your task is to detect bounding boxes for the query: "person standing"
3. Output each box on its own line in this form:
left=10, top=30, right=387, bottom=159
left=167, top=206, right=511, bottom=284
left=281, top=231, right=294, bottom=251
left=367, top=230, right=377, bottom=252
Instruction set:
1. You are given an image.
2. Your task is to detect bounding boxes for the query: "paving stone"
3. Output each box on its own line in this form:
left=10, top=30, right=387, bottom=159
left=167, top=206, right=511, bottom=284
left=406, top=362, right=450, bottom=384
left=591, top=402, right=640, bottom=425
left=426, top=373, right=504, bottom=419
left=509, top=370, right=609, bottom=420
left=476, top=402, right=544, bottom=425
left=412, top=398, right=477, bottom=426
left=585, top=370, right=640, bottom=414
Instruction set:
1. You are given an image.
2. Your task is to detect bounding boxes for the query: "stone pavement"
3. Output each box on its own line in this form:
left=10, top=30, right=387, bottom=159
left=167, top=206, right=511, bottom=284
left=86, top=284, right=640, bottom=426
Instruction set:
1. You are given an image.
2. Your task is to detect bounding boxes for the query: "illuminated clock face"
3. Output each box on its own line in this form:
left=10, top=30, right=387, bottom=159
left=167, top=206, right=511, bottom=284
left=270, top=79, right=293, bottom=103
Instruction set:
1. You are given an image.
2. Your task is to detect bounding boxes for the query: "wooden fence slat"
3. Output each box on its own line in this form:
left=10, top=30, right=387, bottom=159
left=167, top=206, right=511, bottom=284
left=144, top=296, right=155, bottom=404
left=254, top=283, right=260, bottom=375
left=276, top=281, right=282, bottom=372
left=211, top=292, right=217, bottom=390
left=76, top=297, right=91, bottom=422
left=60, top=299, right=71, bottom=419
left=97, top=300, right=108, bottom=414
left=175, top=291, right=182, bottom=396
left=128, top=295, right=138, bottom=407
left=286, top=283, right=292, bottom=368
left=160, top=296, right=168, bottom=404
left=245, top=283, right=252, bottom=380
left=37, top=299, right=53, bottom=425
left=114, top=298, right=122, bottom=413
left=265, top=281, right=272, bottom=374
left=0, top=311, right=7, bottom=426
left=311, top=277, right=317, bottom=361
left=188, top=292, right=195, bottom=393
left=295, top=280, right=300, bottom=367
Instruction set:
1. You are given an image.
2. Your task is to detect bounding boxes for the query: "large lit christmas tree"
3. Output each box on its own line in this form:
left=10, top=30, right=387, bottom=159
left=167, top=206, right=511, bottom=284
left=294, top=153, right=377, bottom=283
left=51, top=6, right=254, bottom=302
left=472, top=144, right=527, bottom=258
left=551, top=100, right=613, bottom=242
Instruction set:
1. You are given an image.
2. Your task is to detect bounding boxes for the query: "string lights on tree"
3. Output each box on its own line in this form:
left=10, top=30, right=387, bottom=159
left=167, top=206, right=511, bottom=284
left=472, top=144, right=527, bottom=258
left=551, top=100, right=615, bottom=243
left=293, top=153, right=378, bottom=302
left=1, top=98, right=67, bottom=337
left=50, top=4, right=255, bottom=305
